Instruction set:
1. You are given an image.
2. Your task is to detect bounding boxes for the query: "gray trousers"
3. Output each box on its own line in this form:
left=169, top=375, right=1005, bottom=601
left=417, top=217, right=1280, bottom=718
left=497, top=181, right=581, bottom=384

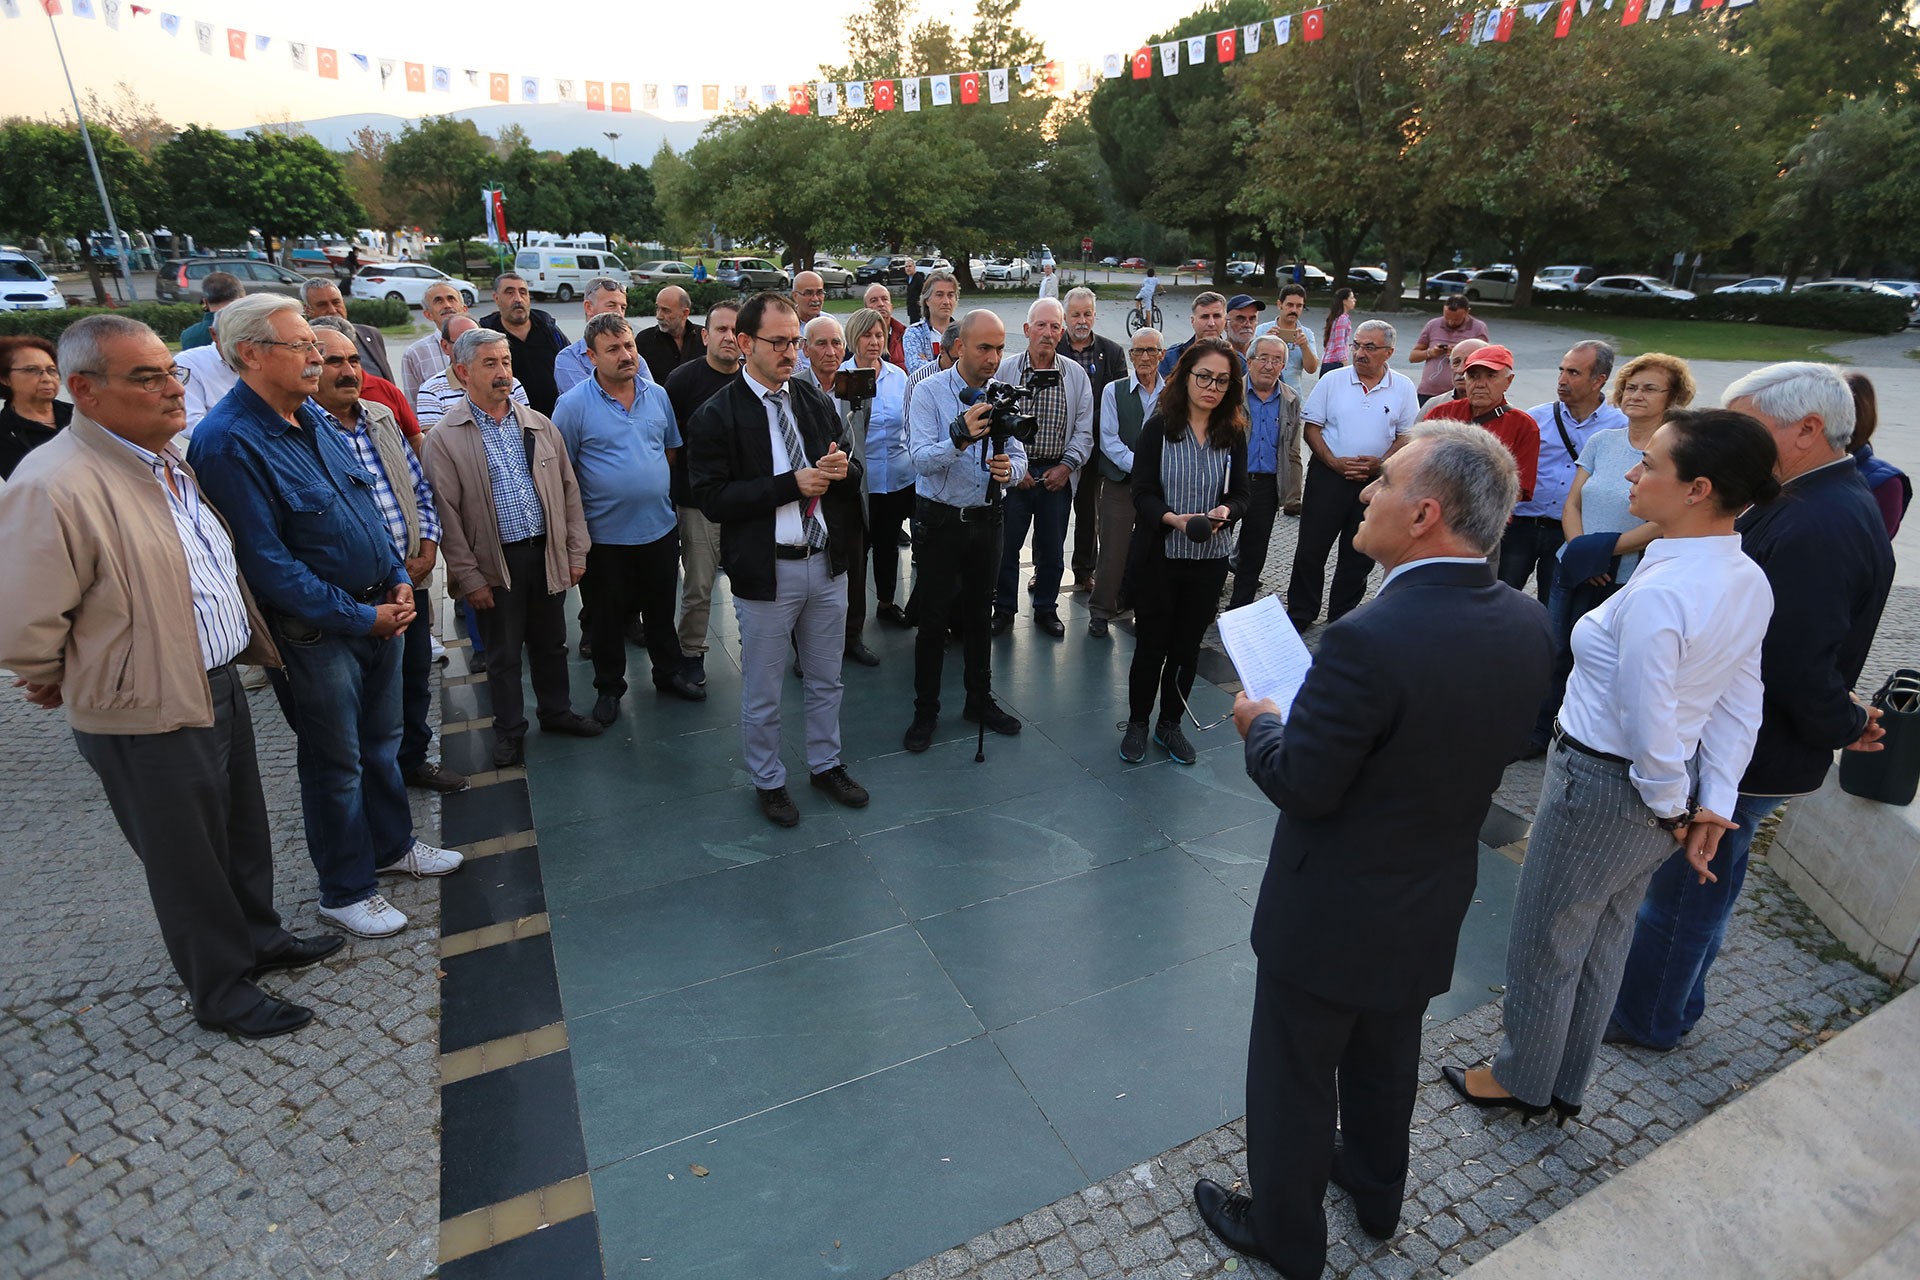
left=73, top=664, right=295, bottom=1022
left=1491, top=740, right=1678, bottom=1107
left=1088, top=473, right=1137, bottom=622
left=734, top=552, right=847, bottom=789
left=677, top=506, right=725, bottom=657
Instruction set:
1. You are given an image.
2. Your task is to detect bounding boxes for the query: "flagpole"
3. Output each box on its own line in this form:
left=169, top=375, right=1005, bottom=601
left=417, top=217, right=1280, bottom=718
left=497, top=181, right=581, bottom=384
left=45, top=5, right=141, bottom=303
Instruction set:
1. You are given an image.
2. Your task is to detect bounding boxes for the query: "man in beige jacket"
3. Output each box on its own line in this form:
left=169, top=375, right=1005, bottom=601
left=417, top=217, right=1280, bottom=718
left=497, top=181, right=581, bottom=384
left=0, top=315, right=340, bottom=1040
left=421, top=327, right=597, bottom=767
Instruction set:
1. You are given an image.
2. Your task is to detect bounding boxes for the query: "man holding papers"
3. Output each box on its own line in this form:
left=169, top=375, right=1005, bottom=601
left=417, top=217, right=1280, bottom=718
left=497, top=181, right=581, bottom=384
left=1194, top=424, right=1554, bottom=1279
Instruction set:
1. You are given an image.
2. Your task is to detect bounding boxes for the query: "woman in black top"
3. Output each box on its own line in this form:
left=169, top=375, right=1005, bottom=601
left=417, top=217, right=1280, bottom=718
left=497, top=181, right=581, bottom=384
left=1122, top=337, right=1250, bottom=766
left=0, top=335, right=71, bottom=479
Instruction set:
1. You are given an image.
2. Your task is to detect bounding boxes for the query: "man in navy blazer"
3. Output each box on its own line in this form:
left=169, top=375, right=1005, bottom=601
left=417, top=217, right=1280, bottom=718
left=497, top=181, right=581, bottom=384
left=1194, top=424, right=1554, bottom=1278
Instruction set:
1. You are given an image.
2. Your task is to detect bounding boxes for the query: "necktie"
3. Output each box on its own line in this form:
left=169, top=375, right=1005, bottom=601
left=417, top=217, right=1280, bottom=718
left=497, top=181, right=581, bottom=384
left=770, top=390, right=826, bottom=548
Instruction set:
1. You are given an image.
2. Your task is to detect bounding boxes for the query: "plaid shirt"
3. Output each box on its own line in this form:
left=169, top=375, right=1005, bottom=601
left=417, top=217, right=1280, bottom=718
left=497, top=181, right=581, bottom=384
left=468, top=397, right=545, bottom=543
left=324, top=402, right=442, bottom=559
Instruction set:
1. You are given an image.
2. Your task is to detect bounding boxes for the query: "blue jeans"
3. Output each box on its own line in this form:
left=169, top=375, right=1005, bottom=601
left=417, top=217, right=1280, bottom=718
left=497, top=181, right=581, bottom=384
left=1609, top=792, right=1787, bottom=1048
left=274, top=629, right=413, bottom=908
left=995, top=479, right=1073, bottom=618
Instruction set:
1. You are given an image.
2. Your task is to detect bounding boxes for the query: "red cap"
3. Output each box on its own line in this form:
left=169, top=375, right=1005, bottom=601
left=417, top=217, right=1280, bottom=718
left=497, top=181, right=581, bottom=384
left=1462, top=345, right=1514, bottom=373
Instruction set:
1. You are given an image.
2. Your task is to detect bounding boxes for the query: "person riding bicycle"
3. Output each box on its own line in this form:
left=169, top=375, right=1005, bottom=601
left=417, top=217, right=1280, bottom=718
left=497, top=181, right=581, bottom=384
left=1134, top=267, right=1160, bottom=324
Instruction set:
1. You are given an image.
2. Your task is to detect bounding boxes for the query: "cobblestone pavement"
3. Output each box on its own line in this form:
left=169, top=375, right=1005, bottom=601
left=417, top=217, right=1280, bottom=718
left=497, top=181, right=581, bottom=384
left=1, top=672, right=446, bottom=1280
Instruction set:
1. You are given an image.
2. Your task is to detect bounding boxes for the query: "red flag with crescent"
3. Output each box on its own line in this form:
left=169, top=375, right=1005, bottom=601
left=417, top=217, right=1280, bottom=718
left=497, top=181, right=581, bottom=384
left=959, top=72, right=980, bottom=104
left=1303, top=8, right=1327, bottom=41
left=1132, top=47, right=1152, bottom=79
left=317, top=48, right=338, bottom=79
left=1218, top=30, right=1236, bottom=63
left=1555, top=0, right=1576, bottom=37
left=789, top=85, right=809, bottom=115
left=874, top=80, right=896, bottom=111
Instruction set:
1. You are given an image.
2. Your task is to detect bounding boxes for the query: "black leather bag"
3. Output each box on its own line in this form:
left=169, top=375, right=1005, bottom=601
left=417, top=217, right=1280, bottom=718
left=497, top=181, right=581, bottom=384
left=1839, top=669, right=1920, bottom=806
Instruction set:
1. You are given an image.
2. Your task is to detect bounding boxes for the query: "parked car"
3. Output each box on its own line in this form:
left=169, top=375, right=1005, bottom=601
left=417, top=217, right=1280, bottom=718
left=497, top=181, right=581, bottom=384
left=1099, top=255, right=1120, bottom=267
left=1296, top=264, right=1334, bottom=291
left=1796, top=278, right=1919, bottom=325
left=810, top=259, right=856, bottom=297
left=1871, top=279, right=1920, bottom=299
left=1174, top=259, right=1209, bottom=275
left=1425, top=269, right=1474, bottom=296
left=915, top=256, right=952, bottom=274
left=348, top=263, right=478, bottom=308
left=982, top=256, right=1031, bottom=284
left=1118, top=256, right=1149, bottom=271
left=854, top=254, right=912, bottom=287
left=715, top=257, right=787, bottom=290
left=0, top=250, right=64, bottom=310
left=1461, top=268, right=1521, bottom=304
left=1534, top=265, right=1598, bottom=290
left=511, top=246, right=631, bottom=301
left=1713, top=277, right=1787, bottom=296
left=1583, top=275, right=1695, bottom=302
left=631, top=260, right=697, bottom=285
left=154, top=256, right=309, bottom=304
left=1226, top=260, right=1262, bottom=281
left=1344, top=266, right=1389, bottom=290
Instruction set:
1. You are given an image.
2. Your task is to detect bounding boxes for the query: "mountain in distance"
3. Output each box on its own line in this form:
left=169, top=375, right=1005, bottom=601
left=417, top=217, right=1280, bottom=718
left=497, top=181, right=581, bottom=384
left=238, top=103, right=708, bottom=159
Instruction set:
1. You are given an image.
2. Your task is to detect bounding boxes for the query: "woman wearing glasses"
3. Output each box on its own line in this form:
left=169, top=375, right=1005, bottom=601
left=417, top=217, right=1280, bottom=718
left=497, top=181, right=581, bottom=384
left=1121, top=338, right=1249, bottom=765
left=0, top=336, right=72, bottom=479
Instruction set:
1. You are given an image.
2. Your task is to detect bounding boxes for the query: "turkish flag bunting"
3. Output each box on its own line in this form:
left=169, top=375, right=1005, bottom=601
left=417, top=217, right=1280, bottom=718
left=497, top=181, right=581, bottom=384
left=1621, top=0, right=1644, bottom=21
left=874, top=80, right=896, bottom=111
left=789, top=85, right=809, bottom=115
left=489, top=73, right=509, bottom=102
left=317, top=48, right=338, bottom=79
left=1555, top=0, right=1575, bottom=36
left=1496, top=8, right=1516, bottom=40
left=1303, top=8, right=1327, bottom=41
left=227, top=29, right=245, bottom=59
left=586, top=82, right=605, bottom=110
left=611, top=83, right=630, bottom=112
left=1701, top=0, right=1725, bottom=6
left=42, top=1, right=62, bottom=14
left=1132, top=46, right=1152, bottom=79
left=1218, top=30, right=1236, bottom=62
left=959, top=72, right=980, bottom=104
left=405, top=62, right=425, bottom=92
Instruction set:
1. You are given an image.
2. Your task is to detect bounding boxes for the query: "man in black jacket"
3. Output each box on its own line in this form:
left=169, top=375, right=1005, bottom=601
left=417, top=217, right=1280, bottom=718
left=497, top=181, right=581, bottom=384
left=1610, top=362, right=1892, bottom=1051
left=686, top=292, right=869, bottom=828
left=1060, top=286, right=1129, bottom=591
left=1194, top=424, right=1553, bottom=1278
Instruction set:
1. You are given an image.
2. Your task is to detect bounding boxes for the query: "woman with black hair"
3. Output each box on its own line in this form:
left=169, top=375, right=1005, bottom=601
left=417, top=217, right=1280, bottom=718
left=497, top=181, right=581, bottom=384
left=1121, top=337, right=1249, bottom=766
left=1444, top=408, right=1780, bottom=1124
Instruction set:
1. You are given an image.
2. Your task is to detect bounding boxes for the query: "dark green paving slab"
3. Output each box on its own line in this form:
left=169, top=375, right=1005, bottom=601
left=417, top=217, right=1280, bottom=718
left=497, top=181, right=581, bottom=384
left=438, top=1212, right=603, bottom=1280
left=440, top=676, right=491, bottom=726
left=1426, top=845, right=1525, bottom=1025
left=982, top=629, right=1136, bottom=723
left=858, top=782, right=1171, bottom=920
left=834, top=725, right=1090, bottom=838
left=1182, top=818, right=1277, bottom=906
left=526, top=726, right=753, bottom=827
left=440, top=934, right=563, bottom=1054
left=546, top=840, right=908, bottom=1017
left=439, top=843, right=546, bottom=934
left=916, top=846, right=1253, bottom=1031
left=568, top=925, right=981, bottom=1166
left=1032, top=703, right=1151, bottom=779
left=1102, top=745, right=1275, bottom=844
left=538, top=797, right=848, bottom=912
left=441, top=1050, right=588, bottom=1218
left=589, top=1036, right=1087, bottom=1280
left=438, top=725, right=498, bottom=778
left=441, top=777, right=532, bottom=848
left=993, top=941, right=1258, bottom=1181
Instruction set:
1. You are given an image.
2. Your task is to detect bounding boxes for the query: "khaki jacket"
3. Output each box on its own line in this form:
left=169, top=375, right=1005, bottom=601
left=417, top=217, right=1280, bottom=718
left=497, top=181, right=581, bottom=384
left=0, top=414, right=278, bottom=735
left=420, top=397, right=588, bottom=597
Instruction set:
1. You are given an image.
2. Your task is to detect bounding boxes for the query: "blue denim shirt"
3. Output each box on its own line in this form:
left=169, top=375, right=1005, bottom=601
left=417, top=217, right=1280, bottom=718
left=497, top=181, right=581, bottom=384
left=188, top=379, right=404, bottom=636
left=908, top=366, right=1029, bottom=506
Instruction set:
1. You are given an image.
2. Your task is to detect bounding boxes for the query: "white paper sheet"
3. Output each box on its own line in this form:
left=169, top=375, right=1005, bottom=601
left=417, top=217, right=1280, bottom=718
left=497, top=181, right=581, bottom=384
left=1216, top=596, right=1314, bottom=721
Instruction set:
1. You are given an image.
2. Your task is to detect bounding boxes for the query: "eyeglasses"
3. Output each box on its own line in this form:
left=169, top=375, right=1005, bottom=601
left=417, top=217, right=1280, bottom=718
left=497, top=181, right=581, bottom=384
left=1189, top=370, right=1233, bottom=389
left=1351, top=342, right=1390, bottom=354
left=10, top=364, right=59, bottom=379
left=1129, top=347, right=1163, bottom=356
left=1621, top=382, right=1670, bottom=396
left=1251, top=354, right=1286, bottom=365
left=748, top=335, right=802, bottom=354
left=254, top=339, right=326, bottom=356
left=73, top=366, right=192, bottom=393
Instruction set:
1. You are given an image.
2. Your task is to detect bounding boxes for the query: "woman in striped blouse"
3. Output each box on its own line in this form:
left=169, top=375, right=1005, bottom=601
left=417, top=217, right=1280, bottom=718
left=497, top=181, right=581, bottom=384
left=1121, top=337, right=1250, bottom=766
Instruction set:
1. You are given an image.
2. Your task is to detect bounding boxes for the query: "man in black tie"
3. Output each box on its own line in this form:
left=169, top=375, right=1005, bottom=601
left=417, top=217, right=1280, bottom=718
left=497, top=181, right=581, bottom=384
left=1194, top=423, right=1553, bottom=1278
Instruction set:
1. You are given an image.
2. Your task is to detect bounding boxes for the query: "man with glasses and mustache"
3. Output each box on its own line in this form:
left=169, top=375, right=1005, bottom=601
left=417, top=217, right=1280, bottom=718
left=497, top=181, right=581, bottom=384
left=190, top=295, right=465, bottom=943
left=1230, top=334, right=1305, bottom=609
left=0, top=316, right=342, bottom=1039
left=1088, top=327, right=1166, bottom=638
left=1285, top=319, right=1419, bottom=629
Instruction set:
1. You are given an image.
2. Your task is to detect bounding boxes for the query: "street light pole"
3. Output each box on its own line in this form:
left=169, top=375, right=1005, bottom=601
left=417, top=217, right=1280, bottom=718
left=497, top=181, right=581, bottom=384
left=44, top=7, right=139, bottom=302
left=603, top=131, right=622, bottom=165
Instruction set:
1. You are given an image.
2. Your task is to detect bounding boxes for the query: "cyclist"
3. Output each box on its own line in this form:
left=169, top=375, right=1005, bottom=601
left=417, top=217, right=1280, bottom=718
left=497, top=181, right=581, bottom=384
left=1134, top=266, right=1160, bottom=326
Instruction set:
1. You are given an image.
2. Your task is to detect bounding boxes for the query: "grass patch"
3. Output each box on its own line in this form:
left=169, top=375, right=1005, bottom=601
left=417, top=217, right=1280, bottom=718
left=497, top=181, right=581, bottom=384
left=1584, top=316, right=1850, bottom=364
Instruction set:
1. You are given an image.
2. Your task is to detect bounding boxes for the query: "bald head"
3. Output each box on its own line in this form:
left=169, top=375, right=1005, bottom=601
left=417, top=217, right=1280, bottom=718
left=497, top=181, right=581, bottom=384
left=804, top=314, right=845, bottom=385
left=956, top=308, right=1006, bottom=385
left=863, top=282, right=895, bottom=325
left=655, top=285, right=692, bottom=338
left=792, top=270, right=826, bottom=323
left=1448, top=337, right=1489, bottom=396
left=439, top=313, right=479, bottom=355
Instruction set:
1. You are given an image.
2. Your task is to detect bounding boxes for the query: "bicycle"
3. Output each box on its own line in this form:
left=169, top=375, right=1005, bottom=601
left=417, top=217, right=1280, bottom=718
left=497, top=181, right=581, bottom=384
left=1127, top=301, right=1163, bottom=334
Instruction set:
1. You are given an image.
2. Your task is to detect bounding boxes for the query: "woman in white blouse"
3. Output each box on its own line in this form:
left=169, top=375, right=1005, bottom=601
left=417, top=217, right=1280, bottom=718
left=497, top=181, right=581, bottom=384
left=1443, top=408, right=1780, bottom=1124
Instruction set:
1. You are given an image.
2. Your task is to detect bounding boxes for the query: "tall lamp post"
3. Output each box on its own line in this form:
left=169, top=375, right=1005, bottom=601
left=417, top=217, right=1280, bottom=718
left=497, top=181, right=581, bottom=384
left=603, top=131, right=622, bottom=165
left=44, top=6, right=139, bottom=302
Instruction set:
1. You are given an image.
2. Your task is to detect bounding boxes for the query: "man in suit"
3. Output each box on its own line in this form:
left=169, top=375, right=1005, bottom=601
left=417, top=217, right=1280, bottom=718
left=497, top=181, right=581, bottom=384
left=301, top=279, right=394, bottom=384
left=686, top=292, right=870, bottom=828
left=1195, top=423, right=1554, bottom=1278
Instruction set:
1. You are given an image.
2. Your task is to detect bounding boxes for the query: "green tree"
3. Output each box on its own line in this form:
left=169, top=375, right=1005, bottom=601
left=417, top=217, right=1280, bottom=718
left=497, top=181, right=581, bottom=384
left=649, top=141, right=703, bottom=249
left=0, top=120, right=155, bottom=301
left=340, top=126, right=399, bottom=233
left=497, top=144, right=578, bottom=240
left=1759, top=97, right=1920, bottom=282
left=673, top=109, right=847, bottom=269
left=1728, top=0, right=1920, bottom=146
left=566, top=148, right=660, bottom=244
left=151, top=126, right=253, bottom=247
left=239, top=131, right=366, bottom=260
left=383, top=116, right=498, bottom=255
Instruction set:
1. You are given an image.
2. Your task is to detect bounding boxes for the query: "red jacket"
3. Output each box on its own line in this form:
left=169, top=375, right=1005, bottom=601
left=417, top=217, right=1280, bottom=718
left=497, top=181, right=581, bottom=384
left=1426, top=399, right=1539, bottom=502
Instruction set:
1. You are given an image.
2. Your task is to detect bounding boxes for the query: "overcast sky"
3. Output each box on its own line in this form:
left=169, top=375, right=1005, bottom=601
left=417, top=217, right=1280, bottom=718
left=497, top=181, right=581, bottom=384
left=5, top=0, right=1195, bottom=131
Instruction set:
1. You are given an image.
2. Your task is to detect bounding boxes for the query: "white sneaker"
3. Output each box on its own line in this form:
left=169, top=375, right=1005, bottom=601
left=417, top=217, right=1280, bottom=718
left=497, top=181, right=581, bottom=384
left=318, top=892, right=409, bottom=938
left=376, top=839, right=464, bottom=878
left=431, top=636, right=448, bottom=665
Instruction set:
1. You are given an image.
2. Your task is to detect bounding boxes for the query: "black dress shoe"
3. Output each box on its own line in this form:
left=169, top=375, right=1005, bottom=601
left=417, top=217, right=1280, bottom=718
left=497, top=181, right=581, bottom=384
left=591, top=694, right=620, bottom=725
left=1441, top=1065, right=1553, bottom=1121
left=656, top=672, right=708, bottom=702
left=540, top=711, right=606, bottom=737
left=904, top=714, right=937, bottom=753
left=964, top=699, right=1021, bottom=736
left=683, top=654, right=707, bottom=685
left=197, top=993, right=314, bottom=1040
left=990, top=611, right=1014, bottom=636
left=1035, top=613, right=1065, bottom=638
left=468, top=652, right=488, bottom=675
left=1330, top=1137, right=1399, bottom=1240
left=1088, top=618, right=1110, bottom=639
left=757, top=785, right=800, bottom=827
left=252, top=933, right=345, bottom=978
left=1601, top=1021, right=1675, bottom=1053
left=491, top=734, right=525, bottom=768
left=844, top=641, right=881, bottom=667
left=1193, top=1178, right=1272, bottom=1266
left=578, top=637, right=594, bottom=660
left=808, top=765, right=870, bottom=808
left=875, top=602, right=911, bottom=629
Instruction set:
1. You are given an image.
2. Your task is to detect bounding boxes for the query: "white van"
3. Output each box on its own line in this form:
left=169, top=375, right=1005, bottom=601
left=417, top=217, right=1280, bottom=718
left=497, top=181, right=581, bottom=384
left=511, top=246, right=631, bottom=302
left=525, top=232, right=610, bottom=252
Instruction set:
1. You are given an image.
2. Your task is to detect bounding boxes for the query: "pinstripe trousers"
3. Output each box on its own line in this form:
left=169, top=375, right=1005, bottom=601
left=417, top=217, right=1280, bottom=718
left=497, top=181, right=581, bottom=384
left=1490, top=740, right=1680, bottom=1108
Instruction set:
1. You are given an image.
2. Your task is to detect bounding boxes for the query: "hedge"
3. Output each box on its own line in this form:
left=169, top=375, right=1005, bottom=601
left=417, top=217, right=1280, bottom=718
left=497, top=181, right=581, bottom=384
left=1387, top=288, right=1910, bottom=335
left=0, top=297, right=412, bottom=344
left=623, top=281, right=751, bottom=317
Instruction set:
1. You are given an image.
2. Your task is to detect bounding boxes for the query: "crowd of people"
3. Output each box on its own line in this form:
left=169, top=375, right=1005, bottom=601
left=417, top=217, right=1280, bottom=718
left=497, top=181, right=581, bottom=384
left=0, top=265, right=1909, bottom=1275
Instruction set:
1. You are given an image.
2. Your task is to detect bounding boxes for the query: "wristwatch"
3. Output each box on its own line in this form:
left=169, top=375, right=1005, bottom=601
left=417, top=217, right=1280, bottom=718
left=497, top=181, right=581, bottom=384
left=1655, top=804, right=1698, bottom=833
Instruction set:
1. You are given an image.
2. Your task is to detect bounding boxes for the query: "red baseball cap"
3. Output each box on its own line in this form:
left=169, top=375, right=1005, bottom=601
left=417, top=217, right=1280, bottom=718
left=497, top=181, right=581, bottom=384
left=1461, top=345, right=1514, bottom=373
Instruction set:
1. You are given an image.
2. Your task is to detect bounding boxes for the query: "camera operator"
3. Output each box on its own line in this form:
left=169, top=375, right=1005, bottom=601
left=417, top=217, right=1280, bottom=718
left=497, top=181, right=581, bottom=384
left=902, top=310, right=1029, bottom=753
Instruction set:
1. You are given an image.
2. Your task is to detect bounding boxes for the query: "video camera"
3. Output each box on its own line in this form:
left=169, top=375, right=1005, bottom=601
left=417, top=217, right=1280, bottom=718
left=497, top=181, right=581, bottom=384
left=951, top=368, right=1061, bottom=453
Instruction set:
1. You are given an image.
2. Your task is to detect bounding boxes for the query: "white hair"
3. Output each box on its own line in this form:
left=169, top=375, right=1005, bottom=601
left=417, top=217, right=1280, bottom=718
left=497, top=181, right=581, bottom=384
left=1402, top=423, right=1520, bottom=555
left=1722, top=361, right=1855, bottom=451
left=1249, top=333, right=1288, bottom=359
left=299, top=277, right=341, bottom=304
left=1064, top=286, right=1097, bottom=310
left=804, top=314, right=844, bottom=340
left=1027, top=296, right=1065, bottom=324
left=56, top=314, right=154, bottom=379
left=1354, top=319, right=1396, bottom=348
left=452, top=327, right=509, bottom=367
left=217, top=294, right=303, bottom=372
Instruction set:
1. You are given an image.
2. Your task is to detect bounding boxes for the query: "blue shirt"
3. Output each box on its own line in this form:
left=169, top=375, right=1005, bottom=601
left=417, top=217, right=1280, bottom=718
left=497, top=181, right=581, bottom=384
left=325, top=402, right=441, bottom=560
left=842, top=357, right=912, bottom=494
left=551, top=376, right=681, bottom=545
left=907, top=366, right=1030, bottom=506
left=468, top=398, right=545, bottom=544
left=902, top=320, right=943, bottom=374
left=554, top=336, right=654, bottom=399
left=1243, top=379, right=1296, bottom=474
left=188, top=380, right=403, bottom=637
left=1518, top=399, right=1628, bottom=520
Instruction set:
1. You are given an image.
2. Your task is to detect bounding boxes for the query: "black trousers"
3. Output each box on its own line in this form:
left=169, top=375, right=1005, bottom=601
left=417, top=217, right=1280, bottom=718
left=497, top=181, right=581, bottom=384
left=843, top=518, right=869, bottom=647
left=1072, top=468, right=1101, bottom=578
left=913, top=499, right=1002, bottom=717
left=398, top=591, right=434, bottom=774
left=1245, top=964, right=1424, bottom=1280
left=477, top=536, right=573, bottom=740
left=1287, top=458, right=1372, bottom=625
left=1229, top=472, right=1282, bottom=609
left=1497, top=515, right=1564, bottom=605
left=1128, top=554, right=1229, bottom=724
left=73, top=664, right=294, bottom=1022
left=868, top=485, right=917, bottom=607
left=582, top=533, right=683, bottom=698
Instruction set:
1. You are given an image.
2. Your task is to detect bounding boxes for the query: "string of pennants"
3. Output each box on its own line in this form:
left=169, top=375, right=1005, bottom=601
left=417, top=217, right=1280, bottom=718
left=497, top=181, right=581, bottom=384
left=8, top=0, right=1758, bottom=119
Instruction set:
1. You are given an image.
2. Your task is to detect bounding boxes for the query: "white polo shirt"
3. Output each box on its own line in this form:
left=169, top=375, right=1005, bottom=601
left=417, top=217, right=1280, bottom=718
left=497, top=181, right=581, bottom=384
left=1301, top=365, right=1418, bottom=458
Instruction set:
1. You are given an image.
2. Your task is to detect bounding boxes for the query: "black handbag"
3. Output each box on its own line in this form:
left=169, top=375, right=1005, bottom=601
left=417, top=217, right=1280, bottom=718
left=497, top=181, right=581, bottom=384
left=1839, top=669, right=1920, bottom=806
